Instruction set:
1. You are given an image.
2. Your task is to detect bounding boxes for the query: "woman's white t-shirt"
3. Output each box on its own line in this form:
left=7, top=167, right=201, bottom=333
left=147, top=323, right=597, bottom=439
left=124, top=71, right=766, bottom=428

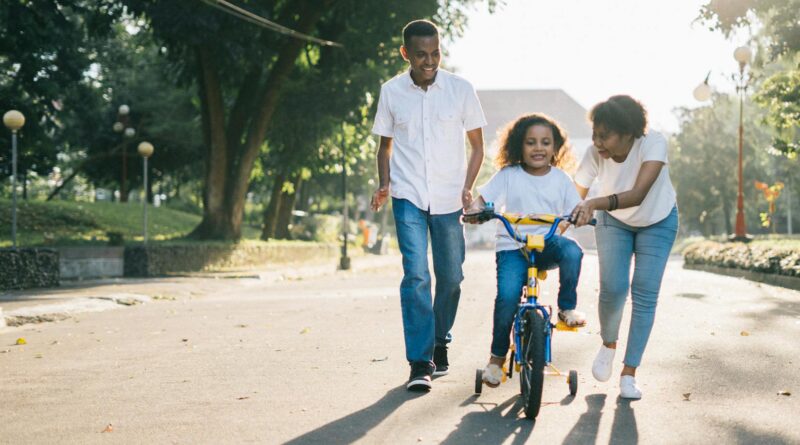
left=573, top=131, right=676, bottom=227
left=478, top=165, right=581, bottom=252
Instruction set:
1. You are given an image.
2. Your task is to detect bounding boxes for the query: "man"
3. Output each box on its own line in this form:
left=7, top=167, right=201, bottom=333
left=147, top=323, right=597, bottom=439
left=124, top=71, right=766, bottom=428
left=371, top=19, right=486, bottom=391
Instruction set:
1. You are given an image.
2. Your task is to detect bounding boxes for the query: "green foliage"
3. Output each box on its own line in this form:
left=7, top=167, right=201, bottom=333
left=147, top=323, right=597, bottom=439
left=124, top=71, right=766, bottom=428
left=754, top=63, right=800, bottom=154
left=0, top=1, right=119, bottom=180
left=700, top=0, right=800, bottom=57
left=700, top=1, right=800, bottom=156
left=671, top=94, right=775, bottom=236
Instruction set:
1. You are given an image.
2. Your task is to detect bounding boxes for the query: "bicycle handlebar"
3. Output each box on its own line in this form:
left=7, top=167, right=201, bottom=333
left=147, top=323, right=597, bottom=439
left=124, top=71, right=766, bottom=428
left=462, top=202, right=596, bottom=244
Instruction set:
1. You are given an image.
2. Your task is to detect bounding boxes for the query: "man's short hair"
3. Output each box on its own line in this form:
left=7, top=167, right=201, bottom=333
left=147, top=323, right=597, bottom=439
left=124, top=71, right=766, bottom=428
left=402, top=20, right=439, bottom=47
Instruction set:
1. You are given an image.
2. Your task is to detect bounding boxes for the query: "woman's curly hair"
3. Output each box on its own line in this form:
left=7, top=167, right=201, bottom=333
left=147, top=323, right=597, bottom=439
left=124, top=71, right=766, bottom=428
left=495, top=113, right=574, bottom=172
left=589, top=95, right=648, bottom=138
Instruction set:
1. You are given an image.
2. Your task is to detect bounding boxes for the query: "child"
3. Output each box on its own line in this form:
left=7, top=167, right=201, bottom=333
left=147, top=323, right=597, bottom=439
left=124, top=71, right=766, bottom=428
left=469, top=113, right=586, bottom=387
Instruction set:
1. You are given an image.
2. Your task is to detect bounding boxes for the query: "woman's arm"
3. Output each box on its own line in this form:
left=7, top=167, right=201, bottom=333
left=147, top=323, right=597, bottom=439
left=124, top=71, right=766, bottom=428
left=570, top=161, right=664, bottom=226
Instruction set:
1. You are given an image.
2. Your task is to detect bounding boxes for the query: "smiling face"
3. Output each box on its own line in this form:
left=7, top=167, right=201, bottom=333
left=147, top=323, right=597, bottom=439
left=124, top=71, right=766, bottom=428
left=400, top=35, right=440, bottom=87
left=592, top=124, right=634, bottom=162
left=521, top=124, right=556, bottom=175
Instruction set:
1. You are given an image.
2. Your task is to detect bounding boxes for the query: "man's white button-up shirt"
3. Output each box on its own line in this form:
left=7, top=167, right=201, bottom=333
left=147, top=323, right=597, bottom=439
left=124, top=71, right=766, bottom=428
left=372, top=69, right=487, bottom=215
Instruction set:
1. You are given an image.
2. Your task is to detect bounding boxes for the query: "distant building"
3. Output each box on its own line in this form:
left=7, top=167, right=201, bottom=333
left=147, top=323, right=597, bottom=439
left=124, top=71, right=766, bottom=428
left=477, top=89, right=592, bottom=160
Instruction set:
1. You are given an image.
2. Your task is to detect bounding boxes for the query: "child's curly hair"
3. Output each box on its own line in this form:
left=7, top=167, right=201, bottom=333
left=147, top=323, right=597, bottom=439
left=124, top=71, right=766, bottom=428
left=495, top=113, right=575, bottom=172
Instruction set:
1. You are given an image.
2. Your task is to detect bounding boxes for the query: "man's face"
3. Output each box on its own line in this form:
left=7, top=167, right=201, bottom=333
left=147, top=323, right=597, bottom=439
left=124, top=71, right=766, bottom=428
left=401, top=35, right=440, bottom=84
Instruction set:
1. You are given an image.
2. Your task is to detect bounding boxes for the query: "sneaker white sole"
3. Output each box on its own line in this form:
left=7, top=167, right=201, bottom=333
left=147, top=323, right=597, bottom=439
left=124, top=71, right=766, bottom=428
left=406, top=378, right=432, bottom=391
left=432, top=369, right=449, bottom=377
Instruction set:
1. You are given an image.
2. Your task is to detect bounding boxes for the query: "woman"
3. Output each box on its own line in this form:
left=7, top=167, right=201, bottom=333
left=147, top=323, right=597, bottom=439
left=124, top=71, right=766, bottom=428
left=571, top=95, right=678, bottom=399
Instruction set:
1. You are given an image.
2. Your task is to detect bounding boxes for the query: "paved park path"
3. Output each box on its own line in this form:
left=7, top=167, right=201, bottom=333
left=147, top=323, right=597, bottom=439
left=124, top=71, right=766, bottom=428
left=1, top=249, right=798, bottom=444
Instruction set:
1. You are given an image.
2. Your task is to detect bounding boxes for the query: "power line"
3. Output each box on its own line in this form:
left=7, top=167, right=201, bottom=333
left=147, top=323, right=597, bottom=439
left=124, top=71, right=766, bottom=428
left=199, top=0, right=342, bottom=48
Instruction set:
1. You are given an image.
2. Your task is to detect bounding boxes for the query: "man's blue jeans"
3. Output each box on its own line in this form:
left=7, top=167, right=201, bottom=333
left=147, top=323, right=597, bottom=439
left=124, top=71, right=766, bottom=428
left=595, top=206, right=678, bottom=368
left=392, top=198, right=465, bottom=364
left=491, top=235, right=583, bottom=357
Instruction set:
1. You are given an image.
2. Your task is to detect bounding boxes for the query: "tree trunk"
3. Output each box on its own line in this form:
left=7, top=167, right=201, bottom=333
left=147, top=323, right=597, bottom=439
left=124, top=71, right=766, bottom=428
left=262, top=172, right=286, bottom=240
left=274, top=175, right=302, bottom=239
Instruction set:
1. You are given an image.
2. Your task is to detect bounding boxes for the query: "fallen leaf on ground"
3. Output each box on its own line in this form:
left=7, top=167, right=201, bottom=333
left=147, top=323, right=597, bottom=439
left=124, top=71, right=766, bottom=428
left=35, top=354, right=43, bottom=359
left=15, top=338, right=26, bottom=345
left=371, top=357, right=389, bottom=362
left=777, top=390, right=791, bottom=396
left=181, top=338, right=189, bottom=342
left=101, top=424, right=113, bottom=433
left=300, top=328, right=310, bottom=334
left=236, top=324, right=248, bottom=328
left=237, top=396, right=250, bottom=400
left=740, top=331, right=750, bottom=336
left=683, top=393, right=691, bottom=401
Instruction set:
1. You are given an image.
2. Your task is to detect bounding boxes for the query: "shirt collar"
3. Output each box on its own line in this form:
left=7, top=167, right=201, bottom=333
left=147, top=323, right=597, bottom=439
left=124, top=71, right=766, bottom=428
left=405, top=69, right=446, bottom=90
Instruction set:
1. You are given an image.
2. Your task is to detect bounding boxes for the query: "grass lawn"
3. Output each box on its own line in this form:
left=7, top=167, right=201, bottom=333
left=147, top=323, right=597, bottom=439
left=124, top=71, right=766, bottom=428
left=0, top=199, right=262, bottom=247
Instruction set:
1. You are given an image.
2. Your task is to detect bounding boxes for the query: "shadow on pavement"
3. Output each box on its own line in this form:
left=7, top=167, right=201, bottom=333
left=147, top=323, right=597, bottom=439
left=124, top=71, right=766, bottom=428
left=610, top=397, right=638, bottom=444
left=562, top=394, right=606, bottom=445
left=440, top=395, right=533, bottom=445
left=282, top=386, right=424, bottom=445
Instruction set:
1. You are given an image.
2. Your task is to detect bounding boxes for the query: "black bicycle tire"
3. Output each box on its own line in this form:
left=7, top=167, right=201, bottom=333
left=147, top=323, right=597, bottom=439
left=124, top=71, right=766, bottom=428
left=521, top=309, right=546, bottom=419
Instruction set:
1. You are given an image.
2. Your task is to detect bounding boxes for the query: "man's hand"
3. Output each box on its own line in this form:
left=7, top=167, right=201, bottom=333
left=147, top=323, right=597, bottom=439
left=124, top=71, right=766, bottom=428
left=461, top=188, right=473, bottom=210
left=371, top=186, right=390, bottom=211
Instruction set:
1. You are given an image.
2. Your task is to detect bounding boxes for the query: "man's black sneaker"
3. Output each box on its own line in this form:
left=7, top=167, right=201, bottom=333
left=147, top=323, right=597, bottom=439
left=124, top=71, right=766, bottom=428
left=407, top=361, right=433, bottom=391
left=433, top=345, right=449, bottom=376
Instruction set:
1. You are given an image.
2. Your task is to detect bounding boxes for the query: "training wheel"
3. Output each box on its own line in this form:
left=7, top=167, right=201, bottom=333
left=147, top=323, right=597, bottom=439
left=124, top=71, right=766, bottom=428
left=475, top=368, right=483, bottom=394
left=568, top=369, right=578, bottom=396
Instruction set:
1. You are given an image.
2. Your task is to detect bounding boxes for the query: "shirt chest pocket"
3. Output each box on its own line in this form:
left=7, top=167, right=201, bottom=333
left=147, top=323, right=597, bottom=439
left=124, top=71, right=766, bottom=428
left=394, top=112, right=416, bottom=144
left=437, top=109, right=461, bottom=141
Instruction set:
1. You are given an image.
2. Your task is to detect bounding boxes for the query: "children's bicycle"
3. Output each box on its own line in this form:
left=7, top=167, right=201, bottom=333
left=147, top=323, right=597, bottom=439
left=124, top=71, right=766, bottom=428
left=463, top=202, right=595, bottom=420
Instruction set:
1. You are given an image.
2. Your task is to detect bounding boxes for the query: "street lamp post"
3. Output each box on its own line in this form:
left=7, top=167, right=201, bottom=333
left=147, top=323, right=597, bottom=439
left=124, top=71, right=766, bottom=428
left=339, top=134, right=351, bottom=270
left=732, top=45, right=753, bottom=241
left=137, top=141, right=154, bottom=244
left=4, top=110, right=25, bottom=249
left=113, top=105, right=135, bottom=203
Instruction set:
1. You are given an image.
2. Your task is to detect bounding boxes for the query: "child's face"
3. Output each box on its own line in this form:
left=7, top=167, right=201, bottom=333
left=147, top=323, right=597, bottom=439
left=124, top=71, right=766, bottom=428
left=521, top=124, right=556, bottom=173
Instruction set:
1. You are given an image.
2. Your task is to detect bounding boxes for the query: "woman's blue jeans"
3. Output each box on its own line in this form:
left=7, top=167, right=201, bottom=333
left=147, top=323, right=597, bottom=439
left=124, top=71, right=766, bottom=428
left=491, top=235, right=583, bottom=357
left=392, top=198, right=465, bottom=364
left=595, top=206, right=678, bottom=368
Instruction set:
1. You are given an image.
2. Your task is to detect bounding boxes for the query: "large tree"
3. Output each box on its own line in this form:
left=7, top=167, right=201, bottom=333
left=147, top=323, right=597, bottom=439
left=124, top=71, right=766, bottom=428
left=122, top=0, right=490, bottom=240
left=0, top=1, right=119, bottom=190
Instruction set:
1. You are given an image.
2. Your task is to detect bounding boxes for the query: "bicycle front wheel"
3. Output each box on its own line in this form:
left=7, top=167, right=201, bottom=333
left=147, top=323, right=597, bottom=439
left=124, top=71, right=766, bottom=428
left=520, top=309, right=546, bottom=420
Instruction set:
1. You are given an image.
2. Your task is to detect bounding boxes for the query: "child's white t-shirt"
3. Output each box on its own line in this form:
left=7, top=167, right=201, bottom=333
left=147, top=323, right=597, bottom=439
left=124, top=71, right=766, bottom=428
left=573, top=131, right=676, bottom=227
left=478, top=165, right=581, bottom=252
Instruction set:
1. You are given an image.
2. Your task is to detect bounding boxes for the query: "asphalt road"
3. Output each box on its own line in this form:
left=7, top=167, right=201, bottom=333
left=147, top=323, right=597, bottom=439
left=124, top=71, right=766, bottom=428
left=1, top=249, right=798, bottom=444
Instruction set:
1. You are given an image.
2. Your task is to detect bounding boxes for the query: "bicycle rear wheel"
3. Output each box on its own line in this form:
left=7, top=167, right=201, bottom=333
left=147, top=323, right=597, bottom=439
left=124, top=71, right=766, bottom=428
left=520, top=309, right=546, bottom=420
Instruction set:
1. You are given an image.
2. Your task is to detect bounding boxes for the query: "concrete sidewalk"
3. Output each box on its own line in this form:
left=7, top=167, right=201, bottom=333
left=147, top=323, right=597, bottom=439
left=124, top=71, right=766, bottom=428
left=0, top=252, right=402, bottom=330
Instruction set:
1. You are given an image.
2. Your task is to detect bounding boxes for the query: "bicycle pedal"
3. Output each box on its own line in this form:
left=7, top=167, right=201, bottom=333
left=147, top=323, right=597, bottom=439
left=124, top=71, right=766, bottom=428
left=555, top=320, right=581, bottom=332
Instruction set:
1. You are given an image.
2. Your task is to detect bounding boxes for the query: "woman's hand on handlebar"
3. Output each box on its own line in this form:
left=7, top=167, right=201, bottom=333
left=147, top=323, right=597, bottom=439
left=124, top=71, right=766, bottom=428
left=570, top=200, right=596, bottom=227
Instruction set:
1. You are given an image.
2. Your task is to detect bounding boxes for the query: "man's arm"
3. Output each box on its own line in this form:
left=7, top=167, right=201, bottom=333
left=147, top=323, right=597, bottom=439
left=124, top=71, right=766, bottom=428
left=370, top=136, right=393, bottom=211
left=462, top=127, right=485, bottom=209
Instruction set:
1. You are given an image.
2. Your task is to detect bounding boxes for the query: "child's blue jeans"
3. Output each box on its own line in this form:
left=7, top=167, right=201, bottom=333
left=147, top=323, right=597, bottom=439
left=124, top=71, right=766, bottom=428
left=490, top=235, right=583, bottom=357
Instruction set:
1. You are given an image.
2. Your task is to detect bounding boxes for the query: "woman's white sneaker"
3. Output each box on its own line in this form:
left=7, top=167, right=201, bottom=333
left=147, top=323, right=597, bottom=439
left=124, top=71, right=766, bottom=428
left=592, top=345, right=615, bottom=382
left=620, top=375, right=642, bottom=399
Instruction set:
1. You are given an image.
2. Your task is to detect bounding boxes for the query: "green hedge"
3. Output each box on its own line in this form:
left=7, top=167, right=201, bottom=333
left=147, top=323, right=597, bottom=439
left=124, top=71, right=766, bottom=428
left=0, top=248, right=60, bottom=290
left=683, top=241, right=800, bottom=277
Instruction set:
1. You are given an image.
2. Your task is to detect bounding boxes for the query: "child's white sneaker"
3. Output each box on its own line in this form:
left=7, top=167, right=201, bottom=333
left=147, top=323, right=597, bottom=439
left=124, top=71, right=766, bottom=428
left=592, top=345, right=615, bottom=382
left=558, top=309, right=587, bottom=327
left=620, top=375, right=642, bottom=399
left=482, top=363, right=503, bottom=387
